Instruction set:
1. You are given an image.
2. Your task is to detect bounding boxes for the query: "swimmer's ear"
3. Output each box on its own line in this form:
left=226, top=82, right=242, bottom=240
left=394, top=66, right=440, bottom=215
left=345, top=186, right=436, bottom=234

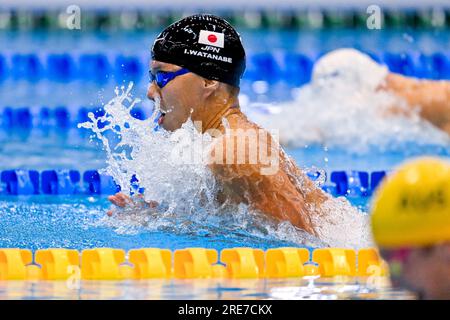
left=202, top=78, right=220, bottom=97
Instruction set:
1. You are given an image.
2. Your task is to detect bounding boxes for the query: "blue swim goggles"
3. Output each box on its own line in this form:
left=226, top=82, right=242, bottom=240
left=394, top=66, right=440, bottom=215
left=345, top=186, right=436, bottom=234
left=149, top=68, right=190, bottom=88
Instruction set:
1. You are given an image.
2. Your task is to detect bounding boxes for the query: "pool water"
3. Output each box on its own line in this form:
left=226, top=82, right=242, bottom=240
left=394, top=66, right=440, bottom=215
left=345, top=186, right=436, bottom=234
left=1, top=28, right=450, bottom=299
left=0, top=181, right=372, bottom=252
left=0, top=277, right=415, bottom=300
left=0, top=195, right=303, bottom=251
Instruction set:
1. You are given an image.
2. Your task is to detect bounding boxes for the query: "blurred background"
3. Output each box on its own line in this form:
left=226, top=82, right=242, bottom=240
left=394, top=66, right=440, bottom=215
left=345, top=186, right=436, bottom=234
left=0, top=0, right=449, bottom=171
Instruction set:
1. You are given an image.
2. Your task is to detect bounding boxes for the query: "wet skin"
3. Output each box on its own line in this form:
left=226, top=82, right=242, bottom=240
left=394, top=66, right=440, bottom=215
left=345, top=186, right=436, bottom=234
left=108, top=60, right=328, bottom=234
left=383, top=73, right=450, bottom=135
left=109, top=59, right=450, bottom=234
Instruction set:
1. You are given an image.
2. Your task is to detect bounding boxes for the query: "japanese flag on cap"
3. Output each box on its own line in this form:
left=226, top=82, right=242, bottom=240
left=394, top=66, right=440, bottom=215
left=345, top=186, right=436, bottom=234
left=198, top=30, right=224, bottom=48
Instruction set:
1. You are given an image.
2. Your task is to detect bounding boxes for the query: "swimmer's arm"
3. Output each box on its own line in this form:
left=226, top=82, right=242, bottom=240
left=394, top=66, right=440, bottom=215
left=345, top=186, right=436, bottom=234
left=208, top=133, right=326, bottom=235
left=107, top=193, right=158, bottom=216
left=384, top=73, right=450, bottom=133
left=211, top=161, right=316, bottom=235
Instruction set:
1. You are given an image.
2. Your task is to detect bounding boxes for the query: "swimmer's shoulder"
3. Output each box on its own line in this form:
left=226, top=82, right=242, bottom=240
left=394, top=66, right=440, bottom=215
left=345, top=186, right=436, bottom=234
left=225, top=108, right=264, bottom=131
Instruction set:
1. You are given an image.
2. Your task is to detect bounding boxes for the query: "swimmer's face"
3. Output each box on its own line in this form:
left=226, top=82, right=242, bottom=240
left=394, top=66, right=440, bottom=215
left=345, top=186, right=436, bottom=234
left=147, top=60, right=210, bottom=132
left=381, top=244, right=450, bottom=299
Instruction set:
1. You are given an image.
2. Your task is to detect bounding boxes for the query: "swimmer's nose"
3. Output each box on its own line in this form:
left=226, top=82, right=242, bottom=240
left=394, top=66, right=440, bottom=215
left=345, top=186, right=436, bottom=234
left=147, top=82, right=159, bottom=101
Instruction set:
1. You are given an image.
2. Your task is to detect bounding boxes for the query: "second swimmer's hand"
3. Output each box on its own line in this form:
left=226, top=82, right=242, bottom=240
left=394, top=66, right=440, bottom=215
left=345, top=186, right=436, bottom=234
left=107, top=193, right=158, bottom=216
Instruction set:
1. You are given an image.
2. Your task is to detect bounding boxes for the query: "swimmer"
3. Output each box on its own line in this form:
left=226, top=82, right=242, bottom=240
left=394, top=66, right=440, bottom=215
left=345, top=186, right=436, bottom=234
left=108, top=14, right=450, bottom=237
left=108, top=14, right=327, bottom=235
left=371, top=157, right=450, bottom=299
left=312, top=48, right=450, bottom=135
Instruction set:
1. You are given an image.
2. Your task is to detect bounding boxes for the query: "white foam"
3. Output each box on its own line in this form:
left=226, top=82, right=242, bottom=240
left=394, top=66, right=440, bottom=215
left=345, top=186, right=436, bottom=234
left=311, top=196, right=373, bottom=249
left=247, top=49, right=450, bottom=153
left=79, top=82, right=374, bottom=249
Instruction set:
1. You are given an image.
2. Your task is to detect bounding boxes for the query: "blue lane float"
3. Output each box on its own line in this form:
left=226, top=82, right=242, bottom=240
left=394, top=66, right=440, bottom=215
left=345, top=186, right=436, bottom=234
left=78, top=54, right=111, bottom=83
left=382, top=52, right=416, bottom=77
left=432, top=53, right=450, bottom=79
left=11, top=53, right=43, bottom=81
left=0, top=51, right=448, bottom=83
left=115, top=55, right=143, bottom=82
left=0, top=106, right=149, bottom=131
left=321, top=170, right=382, bottom=197
left=0, top=54, right=7, bottom=81
left=0, top=170, right=120, bottom=195
left=2, top=107, right=32, bottom=128
left=328, top=171, right=370, bottom=197
left=47, top=53, right=77, bottom=82
left=83, top=170, right=121, bottom=195
left=0, top=169, right=386, bottom=196
left=382, top=52, right=450, bottom=80
left=282, top=53, right=313, bottom=86
left=41, top=170, right=81, bottom=195
left=0, top=170, right=40, bottom=195
left=370, top=171, right=387, bottom=192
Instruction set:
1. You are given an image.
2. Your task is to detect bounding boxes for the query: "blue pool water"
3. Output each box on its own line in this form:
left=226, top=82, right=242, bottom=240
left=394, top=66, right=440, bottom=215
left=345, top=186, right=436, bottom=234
left=2, top=26, right=449, bottom=300
left=0, top=195, right=305, bottom=251
left=0, top=28, right=449, bottom=261
left=0, top=168, right=372, bottom=252
left=1, top=29, right=450, bottom=107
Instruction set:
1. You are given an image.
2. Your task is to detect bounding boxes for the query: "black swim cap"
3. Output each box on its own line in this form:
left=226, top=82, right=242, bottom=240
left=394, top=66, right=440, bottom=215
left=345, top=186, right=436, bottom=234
left=151, top=14, right=246, bottom=88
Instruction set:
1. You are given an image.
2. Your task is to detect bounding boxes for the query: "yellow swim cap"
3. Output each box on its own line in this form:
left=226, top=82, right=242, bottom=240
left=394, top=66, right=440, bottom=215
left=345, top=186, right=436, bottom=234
left=371, top=157, right=450, bottom=248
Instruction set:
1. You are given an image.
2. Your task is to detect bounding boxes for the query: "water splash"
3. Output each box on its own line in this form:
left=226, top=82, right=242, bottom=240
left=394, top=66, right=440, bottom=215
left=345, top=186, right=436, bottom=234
left=78, top=83, right=218, bottom=217
left=78, top=81, right=372, bottom=249
left=247, top=49, right=450, bottom=153
left=312, top=196, right=373, bottom=249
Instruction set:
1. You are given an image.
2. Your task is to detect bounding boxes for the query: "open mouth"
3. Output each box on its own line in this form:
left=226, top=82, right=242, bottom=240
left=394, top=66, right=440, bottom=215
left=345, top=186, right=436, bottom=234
left=158, top=112, right=166, bottom=125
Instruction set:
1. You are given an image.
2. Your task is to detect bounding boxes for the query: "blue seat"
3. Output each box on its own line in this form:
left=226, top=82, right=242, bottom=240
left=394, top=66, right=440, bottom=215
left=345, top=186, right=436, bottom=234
left=83, top=170, right=120, bottom=195
left=41, top=170, right=81, bottom=194
left=47, top=54, right=76, bottom=81
left=78, top=54, right=111, bottom=83
left=1, top=170, right=39, bottom=195
left=11, top=54, right=43, bottom=80
left=115, top=55, right=143, bottom=82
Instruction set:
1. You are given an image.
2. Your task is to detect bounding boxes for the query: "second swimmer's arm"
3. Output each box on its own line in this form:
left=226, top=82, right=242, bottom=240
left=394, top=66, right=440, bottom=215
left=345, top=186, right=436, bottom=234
left=384, top=73, right=450, bottom=133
